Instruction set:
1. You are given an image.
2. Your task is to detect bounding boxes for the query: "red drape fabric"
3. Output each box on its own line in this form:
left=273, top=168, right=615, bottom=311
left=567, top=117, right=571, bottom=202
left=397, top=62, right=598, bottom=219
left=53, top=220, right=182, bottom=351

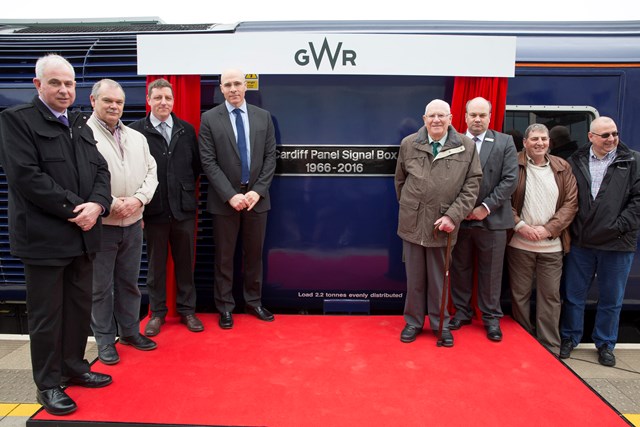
left=145, top=75, right=202, bottom=317
left=449, top=76, right=509, bottom=319
left=450, top=76, right=508, bottom=133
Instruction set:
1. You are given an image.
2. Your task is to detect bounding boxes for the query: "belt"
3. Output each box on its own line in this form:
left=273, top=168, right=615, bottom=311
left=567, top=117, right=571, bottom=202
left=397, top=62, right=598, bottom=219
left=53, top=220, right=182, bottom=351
left=240, top=184, right=249, bottom=193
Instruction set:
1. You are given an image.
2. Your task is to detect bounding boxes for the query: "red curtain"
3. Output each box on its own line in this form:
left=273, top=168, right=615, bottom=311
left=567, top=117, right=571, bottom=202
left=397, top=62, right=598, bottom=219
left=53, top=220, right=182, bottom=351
left=449, top=76, right=509, bottom=319
left=450, top=76, right=508, bottom=132
left=145, top=75, right=202, bottom=317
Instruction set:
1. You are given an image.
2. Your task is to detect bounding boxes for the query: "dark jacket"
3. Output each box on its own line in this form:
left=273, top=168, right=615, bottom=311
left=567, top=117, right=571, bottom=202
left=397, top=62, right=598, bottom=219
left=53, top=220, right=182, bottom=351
left=199, top=103, right=276, bottom=215
left=568, top=141, right=640, bottom=252
left=129, top=113, right=201, bottom=223
left=511, top=152, right=578, bottom=253
left=0, top=97, right=111, bottom=260
left=462, top=129, right=518, bottom=230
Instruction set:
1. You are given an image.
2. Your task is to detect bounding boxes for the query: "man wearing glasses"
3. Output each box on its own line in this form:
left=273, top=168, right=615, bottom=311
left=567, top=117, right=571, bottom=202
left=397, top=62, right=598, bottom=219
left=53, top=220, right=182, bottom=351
left=560, top=117, right=640, bottom=367
left=395, top=99, right=482, bottom=347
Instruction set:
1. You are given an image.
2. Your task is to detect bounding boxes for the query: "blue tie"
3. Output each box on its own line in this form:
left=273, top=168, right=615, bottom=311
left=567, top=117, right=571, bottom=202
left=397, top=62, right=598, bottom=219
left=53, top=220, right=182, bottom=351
left=233, top=109, right=250, bottom=184
left=58, top=114, right=69, bottom=127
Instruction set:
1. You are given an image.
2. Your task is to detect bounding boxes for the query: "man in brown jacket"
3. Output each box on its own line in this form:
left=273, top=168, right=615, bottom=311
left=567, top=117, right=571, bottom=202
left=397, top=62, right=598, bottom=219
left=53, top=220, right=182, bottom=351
left=395, top=99, right=482, bottom=347
left=507, top=123, right=578, bottom=355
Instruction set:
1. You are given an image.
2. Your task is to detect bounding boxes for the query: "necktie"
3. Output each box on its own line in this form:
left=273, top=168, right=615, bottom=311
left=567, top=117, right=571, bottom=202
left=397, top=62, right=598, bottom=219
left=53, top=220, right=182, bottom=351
left=158, top=121, right=171, bottom=146
left=432, top=141, right=441, bottom=157
left=58, top=114, right=69, bottom=127
left=233, top=109, right=250, bottom=184
left=473, top=136, right=481, bottom=153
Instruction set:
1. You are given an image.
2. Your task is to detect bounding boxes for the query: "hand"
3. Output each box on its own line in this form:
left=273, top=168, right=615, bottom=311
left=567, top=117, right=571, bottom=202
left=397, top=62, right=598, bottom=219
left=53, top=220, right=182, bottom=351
left=112, top=197, right=143, bottom=219
left=245, top=190, right=261, bottom=211
left=229, top=194, right=249, bottom=211
left=532, top=225, right=551, bottom=239
left=517, top=224, right=545, bottom=241
left=465, top=205, right=489, bottom=221
left=68, top=202, right=102, bottom=231
left=434, top=215, right=455, bottom=233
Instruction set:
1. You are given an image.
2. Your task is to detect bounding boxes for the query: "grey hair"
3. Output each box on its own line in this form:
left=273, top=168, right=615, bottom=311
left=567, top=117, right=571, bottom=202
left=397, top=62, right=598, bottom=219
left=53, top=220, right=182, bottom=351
left=524, top=123, right=549, bottom=139
left=35, top=54, right=75, bottom=80
left=424, top=99, right=451, bottom=115
left=91, top=79, right=125, bottom=101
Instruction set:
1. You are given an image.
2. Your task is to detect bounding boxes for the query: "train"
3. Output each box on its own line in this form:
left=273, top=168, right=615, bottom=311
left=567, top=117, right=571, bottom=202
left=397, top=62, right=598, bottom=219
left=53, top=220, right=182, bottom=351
left=1, top=19, right=640, bottom=317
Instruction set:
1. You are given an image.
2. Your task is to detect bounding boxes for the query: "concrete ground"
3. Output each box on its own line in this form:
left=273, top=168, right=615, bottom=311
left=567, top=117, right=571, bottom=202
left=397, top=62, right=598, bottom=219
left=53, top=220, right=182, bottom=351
left=0, top=336, right=639, bottom=426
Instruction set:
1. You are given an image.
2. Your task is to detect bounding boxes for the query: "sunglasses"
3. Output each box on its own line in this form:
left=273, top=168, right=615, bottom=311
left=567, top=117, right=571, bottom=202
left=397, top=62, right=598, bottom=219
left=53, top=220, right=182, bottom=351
left=591, top=131, right=619, bottom=139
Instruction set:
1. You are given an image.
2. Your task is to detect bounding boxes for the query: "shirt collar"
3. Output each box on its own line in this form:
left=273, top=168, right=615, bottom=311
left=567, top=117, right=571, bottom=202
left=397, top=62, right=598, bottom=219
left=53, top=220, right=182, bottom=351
left=428, top=131, right=448, bottom=145
left=39, top=95, right=68, bottom=120
left=466, top=130, right=487, bottom=141
left=589, top=146, right=617, bottom=161
left=525, top=152, right=550, bottom=166
left=150, top=113, right=173, bottom=129
left=93, top=114, right=121, bottom=135
left=225, top=101, right=247, bottom=114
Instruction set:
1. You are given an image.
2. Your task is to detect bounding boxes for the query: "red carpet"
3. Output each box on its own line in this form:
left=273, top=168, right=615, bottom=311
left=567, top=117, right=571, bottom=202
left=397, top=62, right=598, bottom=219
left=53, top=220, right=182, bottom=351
left=31, top=315, right=628, bottom=426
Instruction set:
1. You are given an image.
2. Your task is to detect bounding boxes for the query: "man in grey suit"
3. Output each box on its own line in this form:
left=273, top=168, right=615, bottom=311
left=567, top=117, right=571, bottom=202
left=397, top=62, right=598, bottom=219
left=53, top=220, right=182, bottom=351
left=199, top=69, right=277, bottom=329
left=449, top=97, right=518, bottom=342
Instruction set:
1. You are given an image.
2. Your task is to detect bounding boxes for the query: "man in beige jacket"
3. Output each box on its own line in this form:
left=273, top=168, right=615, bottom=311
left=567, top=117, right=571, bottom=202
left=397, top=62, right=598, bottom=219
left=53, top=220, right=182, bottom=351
left=87, top=79, right=158, bottom=365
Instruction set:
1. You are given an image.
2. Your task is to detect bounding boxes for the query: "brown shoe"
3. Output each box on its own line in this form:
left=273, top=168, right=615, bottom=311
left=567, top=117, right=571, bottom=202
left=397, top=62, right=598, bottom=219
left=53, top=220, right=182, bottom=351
left=181, top=314, right=204, bottom=332
left=144, top=317, right=164, bottom=337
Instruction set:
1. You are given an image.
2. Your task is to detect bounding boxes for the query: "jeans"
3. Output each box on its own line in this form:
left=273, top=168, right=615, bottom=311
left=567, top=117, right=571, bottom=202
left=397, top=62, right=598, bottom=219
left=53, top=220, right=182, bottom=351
left=560, top=245, right=634, bottom=350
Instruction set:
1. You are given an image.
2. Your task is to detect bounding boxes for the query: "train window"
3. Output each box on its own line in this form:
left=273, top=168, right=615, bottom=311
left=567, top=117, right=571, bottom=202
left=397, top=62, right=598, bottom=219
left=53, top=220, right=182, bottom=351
left=503, top=105, right=598, bottom=156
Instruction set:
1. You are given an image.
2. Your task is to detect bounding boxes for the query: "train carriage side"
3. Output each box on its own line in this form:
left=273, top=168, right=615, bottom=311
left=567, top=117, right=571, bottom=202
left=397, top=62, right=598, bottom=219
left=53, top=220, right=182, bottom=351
left=0, top=22, right=640, bottom=317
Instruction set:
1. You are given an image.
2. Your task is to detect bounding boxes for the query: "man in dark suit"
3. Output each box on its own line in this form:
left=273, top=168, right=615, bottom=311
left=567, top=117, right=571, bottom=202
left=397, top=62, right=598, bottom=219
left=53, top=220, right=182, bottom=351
left=199, top=69, right=277, bottom=329
left=449, top=97, right=518, bottom=342
left=0, top=54, right=113, bottom=415
left=129, top=79, right=204, bottom=336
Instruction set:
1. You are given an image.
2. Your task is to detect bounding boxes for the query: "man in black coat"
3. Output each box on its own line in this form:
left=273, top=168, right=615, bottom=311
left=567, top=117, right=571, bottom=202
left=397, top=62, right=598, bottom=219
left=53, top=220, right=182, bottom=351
left=0, top=54, right=113, bottom=415
left=129, top=78, right=204, bottom=336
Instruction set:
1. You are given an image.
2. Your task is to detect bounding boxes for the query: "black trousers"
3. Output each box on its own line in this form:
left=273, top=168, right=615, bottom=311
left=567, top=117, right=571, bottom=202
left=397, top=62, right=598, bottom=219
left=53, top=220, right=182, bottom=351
left=145, top=219, right=197, bottom=318
left=213, top=209, right=268, bottom=312
left=24, top=255, right=93, bottom=390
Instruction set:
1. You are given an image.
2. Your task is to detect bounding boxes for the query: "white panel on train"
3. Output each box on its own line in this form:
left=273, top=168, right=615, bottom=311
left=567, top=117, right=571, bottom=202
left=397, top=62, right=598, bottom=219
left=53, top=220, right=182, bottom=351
left=137, top=33, right=516, bottom=77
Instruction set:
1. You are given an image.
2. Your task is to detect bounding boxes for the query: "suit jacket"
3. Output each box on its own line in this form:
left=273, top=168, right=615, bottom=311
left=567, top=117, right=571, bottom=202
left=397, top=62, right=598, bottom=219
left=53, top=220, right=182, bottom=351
left=0, top=97, right=111, bottom=260
left=129, top=113, right=201, bottom=223
left=199, top=102, right=276, bottom=215
left=462, top=129, right=518, bottom=230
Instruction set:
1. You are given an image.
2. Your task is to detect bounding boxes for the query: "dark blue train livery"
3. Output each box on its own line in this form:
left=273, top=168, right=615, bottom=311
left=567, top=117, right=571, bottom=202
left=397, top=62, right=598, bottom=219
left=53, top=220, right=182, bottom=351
left=1, top=19, right=639, bottom=313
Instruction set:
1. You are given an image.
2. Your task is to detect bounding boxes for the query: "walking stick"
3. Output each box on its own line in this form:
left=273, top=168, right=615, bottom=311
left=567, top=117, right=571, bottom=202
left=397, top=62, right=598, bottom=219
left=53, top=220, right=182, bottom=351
left=435, top=228, right=454, bottom=347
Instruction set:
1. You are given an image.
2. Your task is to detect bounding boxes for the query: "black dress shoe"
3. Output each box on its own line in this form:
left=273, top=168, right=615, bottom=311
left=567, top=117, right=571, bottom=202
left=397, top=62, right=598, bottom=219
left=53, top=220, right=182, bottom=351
left=144, top=316, right=164, bottom=337
left=64, top=372, right=112, bottom=388
left=400, top=324, right=421, bottom=343
left=98, top=344, right=120, bottom=365
left=559, top=338, right=575, bottom=359
left=36, top=386, right=77, bottom=415
left=219, top=312, right=233, bottom=329
left=119, top=333, right=158, bottom=351
left=439, top=329, right=454, bottom=347
left=181, top=314, right=204, bottom=332
left=597, top=346, right=616, bottom=367
left=246, top=306, right=275, bottom=322
left=486, top=325, right=503, bottom=342
left=449, top=318, right=471, bottom=330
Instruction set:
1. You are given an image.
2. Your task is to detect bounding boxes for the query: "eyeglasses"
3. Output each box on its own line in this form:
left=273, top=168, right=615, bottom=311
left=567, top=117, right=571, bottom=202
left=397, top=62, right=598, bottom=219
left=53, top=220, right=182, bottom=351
left=591, top=131, right=619, bottom=139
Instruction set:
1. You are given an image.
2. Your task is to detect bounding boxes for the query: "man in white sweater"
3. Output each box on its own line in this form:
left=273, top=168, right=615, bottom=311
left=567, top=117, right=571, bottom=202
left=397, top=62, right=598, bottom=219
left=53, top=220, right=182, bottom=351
left=87, top=79, right=159, bottom=365
left=507, top=123, right=578, bottom=355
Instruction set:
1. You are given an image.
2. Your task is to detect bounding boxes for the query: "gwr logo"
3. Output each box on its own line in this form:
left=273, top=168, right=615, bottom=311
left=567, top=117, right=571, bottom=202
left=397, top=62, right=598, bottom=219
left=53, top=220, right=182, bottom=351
left=294, top=38, right=357, bottom=70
